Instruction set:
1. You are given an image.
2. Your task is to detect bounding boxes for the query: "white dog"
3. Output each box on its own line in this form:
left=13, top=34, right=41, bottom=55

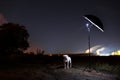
left=63, top=55, right=72, bottom=69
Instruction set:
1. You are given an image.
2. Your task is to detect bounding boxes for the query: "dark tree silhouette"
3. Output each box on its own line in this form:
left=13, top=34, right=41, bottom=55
left=0, top=23, right=29, bottom=55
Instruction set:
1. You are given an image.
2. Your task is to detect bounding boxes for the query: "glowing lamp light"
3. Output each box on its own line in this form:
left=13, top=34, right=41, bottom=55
left=48, top=54, right=53, bottom=56
left=86, top=23, right=89, bottom=27
left=96, top=47, right=105, bottom=55
left=112, top=50, right=120, bottom=56
left=98, top=53, right=110, bottom=56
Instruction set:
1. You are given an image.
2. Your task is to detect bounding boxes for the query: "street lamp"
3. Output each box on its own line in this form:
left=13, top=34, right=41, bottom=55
left=83, top=15, right=104, bottom=71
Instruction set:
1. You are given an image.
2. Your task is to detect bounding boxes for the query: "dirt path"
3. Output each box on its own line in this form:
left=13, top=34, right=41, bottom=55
left=0, top=64, right=119, bottom=80
left=52, top=68, right=118, bottom=80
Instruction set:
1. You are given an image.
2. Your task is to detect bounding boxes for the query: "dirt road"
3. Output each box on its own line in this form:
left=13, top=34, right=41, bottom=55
left=0, top=64, right=119, bottom=80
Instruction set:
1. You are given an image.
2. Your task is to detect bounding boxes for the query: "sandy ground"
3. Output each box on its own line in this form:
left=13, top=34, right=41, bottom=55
left=0, top=64, right=119, bottom=80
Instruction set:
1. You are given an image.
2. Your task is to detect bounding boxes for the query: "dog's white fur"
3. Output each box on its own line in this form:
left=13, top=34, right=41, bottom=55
left=63, top=55, right=72, bottom=69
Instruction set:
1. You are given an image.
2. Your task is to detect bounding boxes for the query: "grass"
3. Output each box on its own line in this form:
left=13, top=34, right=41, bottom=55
left=93, top=63, right=120, bottom=74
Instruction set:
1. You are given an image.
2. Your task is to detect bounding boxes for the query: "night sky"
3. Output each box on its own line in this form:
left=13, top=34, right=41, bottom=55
left=0, top=0, right=120, bottom=54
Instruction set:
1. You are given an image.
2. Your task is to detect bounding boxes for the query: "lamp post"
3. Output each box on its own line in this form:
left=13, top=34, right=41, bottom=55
left=83, top=15, right=104, bottom=71
left=86, top=23, right=91, bottom=55
left=86, top=23, right=92, bottom=70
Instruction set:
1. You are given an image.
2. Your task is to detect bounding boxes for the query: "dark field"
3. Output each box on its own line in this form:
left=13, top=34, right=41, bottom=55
left=0, top=54, right=120, bottom=80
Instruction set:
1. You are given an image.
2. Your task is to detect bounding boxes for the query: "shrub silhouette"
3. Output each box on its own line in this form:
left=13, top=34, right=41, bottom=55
left=0, top=23, right=29, bottom=55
